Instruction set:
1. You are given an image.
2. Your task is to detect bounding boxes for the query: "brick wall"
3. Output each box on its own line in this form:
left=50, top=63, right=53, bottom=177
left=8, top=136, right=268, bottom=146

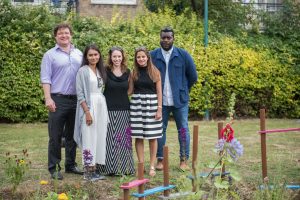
left=78, top=0, right=144, bottom=20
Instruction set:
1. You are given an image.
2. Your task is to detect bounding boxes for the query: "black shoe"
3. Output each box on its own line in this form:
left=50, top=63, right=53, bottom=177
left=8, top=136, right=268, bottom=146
left=51, top=171, right=63, bottom=180
left=65, top=166, right=83, bottom=175
left=84, top=172, right=106, bottom=181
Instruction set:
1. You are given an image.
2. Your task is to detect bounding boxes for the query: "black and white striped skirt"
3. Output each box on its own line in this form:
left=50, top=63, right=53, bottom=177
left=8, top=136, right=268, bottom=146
left=97, top=110, right=135, bottom=175
left=130, top=93, right=163, bottom=139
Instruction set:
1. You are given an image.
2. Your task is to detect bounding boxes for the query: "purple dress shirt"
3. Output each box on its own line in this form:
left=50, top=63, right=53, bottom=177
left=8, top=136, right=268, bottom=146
left=40, top=44, right=83, bottom=95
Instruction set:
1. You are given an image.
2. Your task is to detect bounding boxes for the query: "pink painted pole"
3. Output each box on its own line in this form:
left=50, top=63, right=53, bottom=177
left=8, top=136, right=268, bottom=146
left=258, top=128, right=300, bottom=134
left=260, top=109, right=268, bottom=180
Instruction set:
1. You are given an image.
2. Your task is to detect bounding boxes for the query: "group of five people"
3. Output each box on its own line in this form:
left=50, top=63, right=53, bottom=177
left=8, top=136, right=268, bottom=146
left=40, top=23, right=198, bottom=181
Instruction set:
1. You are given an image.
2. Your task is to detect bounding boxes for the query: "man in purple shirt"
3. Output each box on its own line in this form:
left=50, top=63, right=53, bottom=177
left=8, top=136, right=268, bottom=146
left=40, top=23, right=83, bottom=180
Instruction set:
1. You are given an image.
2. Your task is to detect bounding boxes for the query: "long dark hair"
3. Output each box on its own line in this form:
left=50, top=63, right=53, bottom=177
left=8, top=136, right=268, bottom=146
left=106, top=46, right=127, bottom=73
left=81, top=44, right=107, bottom=83
left=132, top=46, right=160, bottom=83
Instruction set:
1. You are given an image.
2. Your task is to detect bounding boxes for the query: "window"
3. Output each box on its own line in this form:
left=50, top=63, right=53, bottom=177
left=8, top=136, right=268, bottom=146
left=12, top=0, right=43, bottom=5
left=13, top=0, right=34, bottom=2
left=91, top=0, right=137, bottom=5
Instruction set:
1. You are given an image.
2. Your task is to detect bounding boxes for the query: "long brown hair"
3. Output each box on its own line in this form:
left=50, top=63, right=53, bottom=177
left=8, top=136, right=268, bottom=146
left=106, top=46, right=127, bottom=73
left=132, top=46, right=160, bottom=82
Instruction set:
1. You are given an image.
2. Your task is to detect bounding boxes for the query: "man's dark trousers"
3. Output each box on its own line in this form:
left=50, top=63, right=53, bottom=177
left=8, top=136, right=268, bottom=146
left=48, top=94, right=77, bottom=173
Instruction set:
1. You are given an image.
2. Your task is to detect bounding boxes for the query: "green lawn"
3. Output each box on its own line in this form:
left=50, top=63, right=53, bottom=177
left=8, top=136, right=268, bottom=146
left=0, top=119, right=299, bottom=199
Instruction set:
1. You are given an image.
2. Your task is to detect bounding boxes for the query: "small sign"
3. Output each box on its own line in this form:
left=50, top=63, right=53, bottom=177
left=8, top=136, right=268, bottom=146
left=91, top=0, right=137, bottom=5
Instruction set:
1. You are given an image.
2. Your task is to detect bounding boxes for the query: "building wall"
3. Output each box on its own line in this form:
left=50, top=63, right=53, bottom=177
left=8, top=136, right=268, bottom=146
left=78, top=0, right=144, bottom=20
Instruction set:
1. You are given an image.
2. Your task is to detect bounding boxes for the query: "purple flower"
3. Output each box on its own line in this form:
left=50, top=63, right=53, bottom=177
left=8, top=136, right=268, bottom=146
left=125, top=126, right=132, bottom=150
left=115, top=132, right=122, bottom=144
left=179, top=128, right=187, bottom=161
left=180, top=128, right=187, bottom=143
left=83, top=149, right=93, bottom=167
left=227, top=138, right=243, bottom=161
left=215, top=138, right=243, bottom=161
left=215, top=139, right=226, bottom=152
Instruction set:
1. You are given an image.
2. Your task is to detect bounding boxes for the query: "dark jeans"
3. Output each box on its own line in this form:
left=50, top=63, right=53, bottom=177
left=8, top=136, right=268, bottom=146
left=156, top=104, right=190, bottom=161
left=48, top=94, right=77, bottom=173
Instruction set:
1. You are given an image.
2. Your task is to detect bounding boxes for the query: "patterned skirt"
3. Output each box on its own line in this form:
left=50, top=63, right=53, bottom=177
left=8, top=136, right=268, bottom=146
left=97, top=110, right=135, bottom=175
left=130, top=93, right=163, bottom=139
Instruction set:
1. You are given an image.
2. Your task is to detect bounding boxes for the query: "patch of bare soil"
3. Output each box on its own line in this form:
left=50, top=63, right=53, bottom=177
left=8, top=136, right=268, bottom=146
left=1, top=178, right=119, bottom=200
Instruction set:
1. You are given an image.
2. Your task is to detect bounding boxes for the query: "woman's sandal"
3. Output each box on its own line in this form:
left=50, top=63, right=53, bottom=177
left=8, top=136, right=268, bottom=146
left=149, top=166, right=156, bottom=177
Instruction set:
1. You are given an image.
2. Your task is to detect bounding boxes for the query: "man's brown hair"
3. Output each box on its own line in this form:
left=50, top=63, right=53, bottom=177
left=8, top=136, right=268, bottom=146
left=53, top=23, right=73, bottom=36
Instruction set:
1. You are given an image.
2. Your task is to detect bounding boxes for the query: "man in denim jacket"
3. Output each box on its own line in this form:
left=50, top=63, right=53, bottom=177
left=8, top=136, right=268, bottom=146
left=150, top=26, right=198, bottom=171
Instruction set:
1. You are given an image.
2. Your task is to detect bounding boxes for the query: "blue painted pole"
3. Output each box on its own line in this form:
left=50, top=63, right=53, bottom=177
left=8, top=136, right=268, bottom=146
left=204, top=0, right=208, bottom=47
left=204, top=0, right=209, bottom=120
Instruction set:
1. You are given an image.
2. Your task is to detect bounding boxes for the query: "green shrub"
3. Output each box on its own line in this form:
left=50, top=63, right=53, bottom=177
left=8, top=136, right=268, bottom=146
left=191, top=36, right=299, bottom=118
left=0, top=1, right=299, bottom=122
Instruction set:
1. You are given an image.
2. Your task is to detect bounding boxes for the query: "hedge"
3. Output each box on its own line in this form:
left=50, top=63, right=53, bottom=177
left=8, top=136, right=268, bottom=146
left=0, top=1, right=299, bottom=122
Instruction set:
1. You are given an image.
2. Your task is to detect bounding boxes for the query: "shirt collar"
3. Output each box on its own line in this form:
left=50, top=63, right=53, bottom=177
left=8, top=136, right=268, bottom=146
left=161, top=47, right=173, bottom=56
left=55, top=43, right=75, bottom=51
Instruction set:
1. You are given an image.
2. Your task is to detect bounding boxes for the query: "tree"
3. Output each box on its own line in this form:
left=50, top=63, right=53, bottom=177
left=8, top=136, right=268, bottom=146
left=143, top=0, right=253, bottom=34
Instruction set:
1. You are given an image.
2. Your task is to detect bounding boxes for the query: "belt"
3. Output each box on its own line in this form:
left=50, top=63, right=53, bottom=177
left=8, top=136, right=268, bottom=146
left=51, top=93, right=77, bottom=99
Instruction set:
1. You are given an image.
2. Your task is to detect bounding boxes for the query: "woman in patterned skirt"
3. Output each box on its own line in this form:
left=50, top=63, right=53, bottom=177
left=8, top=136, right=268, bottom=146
left=129, top=46, right=163, bottom=177
left=98, top=46, right=135, bottom=175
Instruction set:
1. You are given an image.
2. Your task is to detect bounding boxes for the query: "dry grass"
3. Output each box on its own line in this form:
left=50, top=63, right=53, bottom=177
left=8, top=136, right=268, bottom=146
left=0, top=119, right=299, bottom=199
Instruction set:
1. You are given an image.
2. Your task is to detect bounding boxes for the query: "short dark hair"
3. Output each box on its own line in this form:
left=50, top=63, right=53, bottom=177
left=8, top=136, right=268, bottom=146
left=160, top=26, right=174, bottom=37
left=53, top=23, right=73, bottom=36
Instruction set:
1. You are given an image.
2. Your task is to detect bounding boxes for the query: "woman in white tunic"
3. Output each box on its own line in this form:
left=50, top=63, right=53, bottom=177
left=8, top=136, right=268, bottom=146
left=74, top=44, right=108, bottom=181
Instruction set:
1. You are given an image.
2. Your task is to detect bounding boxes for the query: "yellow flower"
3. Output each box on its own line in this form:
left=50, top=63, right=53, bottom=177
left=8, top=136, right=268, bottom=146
left=58, top=193, right=68, bottom=200
left=19, top=159, right=25, bottom=164
left=40, top=180, right=48, bottom=185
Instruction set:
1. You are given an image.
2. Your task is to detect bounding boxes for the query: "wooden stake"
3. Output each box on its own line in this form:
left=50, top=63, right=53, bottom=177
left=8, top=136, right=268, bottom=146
left=218, top=122, right=225, bottom=176
left=192, top=125, right=199, bottom=192
left=260, top=109, right=268, bottom=180
left=163, top=146, right=170, bottom=197
left=123, top=183, right=129, bottom=200
left=138, top=162, right=145, bottom=200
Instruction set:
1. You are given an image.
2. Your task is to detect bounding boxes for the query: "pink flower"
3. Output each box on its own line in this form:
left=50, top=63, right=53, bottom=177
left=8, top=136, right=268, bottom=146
left=220, top=123, right=234, bottom=142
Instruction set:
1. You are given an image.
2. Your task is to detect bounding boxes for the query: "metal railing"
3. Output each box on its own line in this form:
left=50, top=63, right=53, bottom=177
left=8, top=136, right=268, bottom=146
left=241, top=2, right=283, bottom=12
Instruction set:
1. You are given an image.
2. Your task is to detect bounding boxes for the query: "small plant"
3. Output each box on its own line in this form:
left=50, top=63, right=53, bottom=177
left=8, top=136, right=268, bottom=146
left=4, top=149, right=31, bottom=193
left=45, top=192, right=70, bottom=200
left=226, top=93, right=236, bottom=122
left=207, top=94, right=243, bottom=192
left=212, top=123, right=243, bottom=188
left=82, top=149, right=93, bottom=180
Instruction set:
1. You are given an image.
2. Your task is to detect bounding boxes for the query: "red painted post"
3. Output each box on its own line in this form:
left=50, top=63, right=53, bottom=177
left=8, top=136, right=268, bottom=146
left=192, top=125, right=199, bottom=192
left=137, top=162, right=145, bottom=200
left=163, top=146, right=170, bottom=197
left=218, top=122, right=225, bottom=176
left=260, top=109, right=268, bottom=180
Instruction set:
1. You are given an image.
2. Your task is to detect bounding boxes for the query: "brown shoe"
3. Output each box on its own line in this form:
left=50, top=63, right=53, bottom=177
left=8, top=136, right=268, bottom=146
left=179, top=161, right=190, bottom=172
left=156, top=161, right=163, bottom=171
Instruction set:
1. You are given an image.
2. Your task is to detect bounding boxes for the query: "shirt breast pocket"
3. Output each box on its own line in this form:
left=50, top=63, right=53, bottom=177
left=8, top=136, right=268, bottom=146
left=174, top=64, right=183, bottom=83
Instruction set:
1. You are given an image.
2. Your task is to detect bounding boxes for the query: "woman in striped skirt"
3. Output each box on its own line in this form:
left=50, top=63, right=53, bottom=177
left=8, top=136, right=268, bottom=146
left=97, top=46, right=135, bottom=175
left=129, top=46, right=163, bottom=177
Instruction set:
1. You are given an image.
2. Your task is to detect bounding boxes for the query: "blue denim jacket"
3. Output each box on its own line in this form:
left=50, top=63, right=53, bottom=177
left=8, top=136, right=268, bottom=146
left=150, top=46, right=198, bottom=108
